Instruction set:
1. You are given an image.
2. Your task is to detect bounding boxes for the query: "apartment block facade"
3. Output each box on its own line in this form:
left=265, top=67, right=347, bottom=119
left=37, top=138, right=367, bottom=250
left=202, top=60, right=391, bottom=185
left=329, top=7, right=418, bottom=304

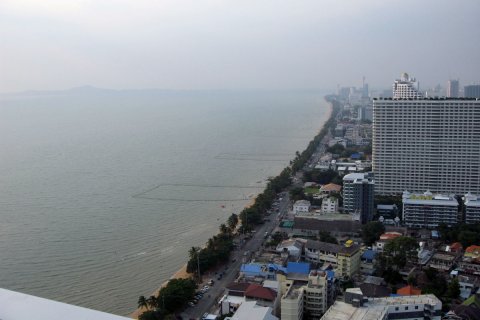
left=343, top=172, right=374, bottom=224
left=373, top=97, right=480, bottom=195
left=402, top=191, right=459, bottom=228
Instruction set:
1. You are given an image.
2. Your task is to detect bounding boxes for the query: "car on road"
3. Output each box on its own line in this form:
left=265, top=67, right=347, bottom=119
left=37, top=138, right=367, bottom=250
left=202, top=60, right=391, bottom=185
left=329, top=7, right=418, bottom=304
left=188, top=302, right=195, bottom=307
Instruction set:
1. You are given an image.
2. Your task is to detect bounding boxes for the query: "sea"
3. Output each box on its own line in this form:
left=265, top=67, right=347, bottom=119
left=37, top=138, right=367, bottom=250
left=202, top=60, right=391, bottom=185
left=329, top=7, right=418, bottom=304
left=0, top=88, right=330, bottom=315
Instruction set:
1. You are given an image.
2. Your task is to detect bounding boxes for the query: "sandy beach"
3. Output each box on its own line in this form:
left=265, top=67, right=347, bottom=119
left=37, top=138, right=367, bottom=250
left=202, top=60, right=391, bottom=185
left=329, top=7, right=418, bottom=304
left=130, top=100, right=333, bottom=319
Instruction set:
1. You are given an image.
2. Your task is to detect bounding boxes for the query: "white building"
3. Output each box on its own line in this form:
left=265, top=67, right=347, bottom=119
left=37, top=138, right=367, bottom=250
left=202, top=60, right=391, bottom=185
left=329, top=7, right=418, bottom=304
left=321, top=197, right=338, bottom=214
left=402, top=191, right=459, bottom=228
left=280, top=270, right=336, bottom=320
left=372, top=97, right=480, bottom=195
left=229, top=301, right=278, bottom=320
left=293, top=200, right=311, bottom=214
left=464, top=192, right=480, bottom=224
left=392, top=72, right=423, bottom=99
left=276, top=239, right=303, bottom=258
left=321, top=289, right=442, bottom=320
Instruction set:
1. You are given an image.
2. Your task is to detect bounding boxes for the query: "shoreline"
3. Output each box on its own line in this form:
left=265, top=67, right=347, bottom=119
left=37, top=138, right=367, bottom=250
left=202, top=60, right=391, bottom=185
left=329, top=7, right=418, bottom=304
left=130, top=98, right=333, bottom=319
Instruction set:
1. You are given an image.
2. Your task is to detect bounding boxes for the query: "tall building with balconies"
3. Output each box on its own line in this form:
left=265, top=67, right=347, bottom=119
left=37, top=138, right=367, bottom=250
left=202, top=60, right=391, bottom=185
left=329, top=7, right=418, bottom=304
left=393, top=72, right=423, bottom=99
left=343, top=172, right=374, bottom=224
left=372, top=97, right=480, bottom=195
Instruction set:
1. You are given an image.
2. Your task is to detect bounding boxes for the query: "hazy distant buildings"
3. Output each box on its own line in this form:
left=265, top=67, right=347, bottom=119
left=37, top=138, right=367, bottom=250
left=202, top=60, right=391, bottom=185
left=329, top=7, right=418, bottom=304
left=447, top=80, right=459, bottom=97
left=464, top=84, right=480, bottom=98
left=373, top=97, right=480, bottom=195
left=343, top=172, right=374, bottom=224
left=393, top=72, right=423, bottom=99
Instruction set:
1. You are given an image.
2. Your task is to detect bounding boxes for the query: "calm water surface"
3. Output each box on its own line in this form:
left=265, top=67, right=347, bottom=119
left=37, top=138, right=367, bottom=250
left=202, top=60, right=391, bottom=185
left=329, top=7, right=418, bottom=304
left=0, top=90, right=329, bottom=315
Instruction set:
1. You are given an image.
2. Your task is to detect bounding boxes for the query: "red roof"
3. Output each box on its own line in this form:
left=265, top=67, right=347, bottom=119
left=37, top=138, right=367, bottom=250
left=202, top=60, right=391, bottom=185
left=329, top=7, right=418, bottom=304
left=245, top=284, right=276, bottom=301
left=397, top=285, right=421, bottom=296
left=320, top=183, right=342, bottom=192
left=466, top=245, right=480, bottom=254
left=379, top=232, right=402, bottom=241
left=450, top=242, right=463, bottom=251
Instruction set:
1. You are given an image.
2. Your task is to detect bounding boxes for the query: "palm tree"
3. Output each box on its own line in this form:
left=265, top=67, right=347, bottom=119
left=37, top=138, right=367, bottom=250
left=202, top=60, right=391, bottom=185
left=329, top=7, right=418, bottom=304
left=219, top=223, right=229, bottom=235
left=137, top=295, right=148, bottom=310
left=227, top=213, right=238, bottom=231
left=189, top=246, right=200, bottom=260
left=146, top=295, right=157, bottom=310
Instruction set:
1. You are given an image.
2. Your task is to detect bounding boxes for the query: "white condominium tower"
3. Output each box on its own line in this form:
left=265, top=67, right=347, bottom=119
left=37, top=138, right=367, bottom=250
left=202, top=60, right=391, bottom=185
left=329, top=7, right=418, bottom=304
left=392, top=72, right=423, bottom=99
left=373, top=97, right=480, bottom=195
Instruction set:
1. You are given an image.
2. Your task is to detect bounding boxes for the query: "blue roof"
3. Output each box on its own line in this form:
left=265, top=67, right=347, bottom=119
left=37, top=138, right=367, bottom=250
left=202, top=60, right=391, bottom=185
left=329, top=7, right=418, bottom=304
left=361, top=250, right=377, bottom=260
left=350, top=153, right=362, bottom=159
left=240, top=263, right=287, bottom=275
left=286, top=262, right=310, bottom=275
left=326, top=270, right=335, bottom=280
left=241, top=264, right=262, bottom=274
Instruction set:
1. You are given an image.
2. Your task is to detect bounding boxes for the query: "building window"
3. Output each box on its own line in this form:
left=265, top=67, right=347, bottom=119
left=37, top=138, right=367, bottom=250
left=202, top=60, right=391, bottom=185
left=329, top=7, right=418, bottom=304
left=405, top=306, right=408, bottom=311
left=395, top=307, right=399, bottom=311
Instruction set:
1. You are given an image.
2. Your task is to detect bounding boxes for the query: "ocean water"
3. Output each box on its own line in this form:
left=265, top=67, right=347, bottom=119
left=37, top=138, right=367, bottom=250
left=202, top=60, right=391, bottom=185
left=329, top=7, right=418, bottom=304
left=0, top=89, right=330, bottom=315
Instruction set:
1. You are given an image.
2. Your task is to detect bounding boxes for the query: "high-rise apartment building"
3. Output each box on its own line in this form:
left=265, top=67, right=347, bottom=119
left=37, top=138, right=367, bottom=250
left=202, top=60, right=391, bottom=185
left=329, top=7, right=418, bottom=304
left=373, top=97, right=480, bottom=195
left=446, top=79, right=459, bottom=97
left=465, top=84, right=480, bottom=98
left=343, top=172, right=374, bottom=224
left=393, top=72, right=423, bottom=99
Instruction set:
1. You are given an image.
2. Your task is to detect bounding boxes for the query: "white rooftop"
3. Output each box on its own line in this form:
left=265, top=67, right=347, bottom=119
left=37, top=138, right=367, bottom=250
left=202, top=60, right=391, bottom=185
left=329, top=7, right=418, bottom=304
left=231, top=301, right=278, bottom=320
left=0, top=288, right=132, bottom=320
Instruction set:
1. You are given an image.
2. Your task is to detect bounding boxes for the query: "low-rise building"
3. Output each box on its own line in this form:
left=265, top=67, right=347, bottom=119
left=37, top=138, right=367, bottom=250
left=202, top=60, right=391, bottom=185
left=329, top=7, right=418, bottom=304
left=402, top=191, right=459, bottom=228
left=229, top=301, right=278, bottom=320
left=293, top=200, right=311, bottom=214
left=360, top=250, right=377, bottom=275
left=276, top=239, right=303, bottom=259
left=464, top=193, right=480, bottom=224
left=397, top=285, right=422, bottom=296
left=465, top=245, right=480, bottom=259
left=320, top=183, right=341, bottom=195
left=320, top=289, right=442, bottom=320
left=374, top=232, right=402, bottom=252
left=292, top=217, right=361, bottom=237
left=321, top=197, right=338, bottom=214
left=304, top=240, right=361, bottom=278
left=428, top=252, right=458, bottom=272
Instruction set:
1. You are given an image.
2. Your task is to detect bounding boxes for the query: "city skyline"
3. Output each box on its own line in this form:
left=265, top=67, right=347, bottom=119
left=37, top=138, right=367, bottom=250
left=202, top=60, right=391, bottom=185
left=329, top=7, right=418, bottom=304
left=1, top=0, right=480, bottom=93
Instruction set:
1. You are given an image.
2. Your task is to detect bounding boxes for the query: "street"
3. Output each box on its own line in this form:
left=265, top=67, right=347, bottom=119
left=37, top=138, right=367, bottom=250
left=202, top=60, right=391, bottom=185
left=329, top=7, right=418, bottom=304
left=180, top=193, right=290, bottom=319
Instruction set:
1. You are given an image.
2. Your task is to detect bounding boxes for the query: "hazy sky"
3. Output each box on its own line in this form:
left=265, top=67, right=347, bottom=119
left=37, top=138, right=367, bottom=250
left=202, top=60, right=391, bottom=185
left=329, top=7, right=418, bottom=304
left=1, top=0, right=479, bottom=92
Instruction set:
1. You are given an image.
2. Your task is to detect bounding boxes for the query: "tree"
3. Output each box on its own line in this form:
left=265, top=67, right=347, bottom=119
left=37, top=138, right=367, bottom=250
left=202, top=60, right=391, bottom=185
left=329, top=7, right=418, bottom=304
left=146, top=295, right=158, bottom=310
left=458, top=230, right=480, bottom=248
left=138, top=310, right=164, bottom=320
left=361, top=221, right=385, bottom=246
left=138, top=295, right=148, bottom=310
left=227, top=213, right=238, bottom=232
left=319, top=231, right=338, bottom=244
left=219, top=223, right=229, bottom=235
left=289, top=187, right=305, bottom=201
left=157, top=278, right=197, bottom=313
left=447, top=278, right=460, bottom=299
left=377, top=236, right=417, bottom=271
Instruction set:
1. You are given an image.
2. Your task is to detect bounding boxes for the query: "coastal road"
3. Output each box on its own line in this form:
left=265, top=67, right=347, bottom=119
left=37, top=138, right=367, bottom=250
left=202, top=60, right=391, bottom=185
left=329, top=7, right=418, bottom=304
left=181, top=193, right=290, bottom=319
